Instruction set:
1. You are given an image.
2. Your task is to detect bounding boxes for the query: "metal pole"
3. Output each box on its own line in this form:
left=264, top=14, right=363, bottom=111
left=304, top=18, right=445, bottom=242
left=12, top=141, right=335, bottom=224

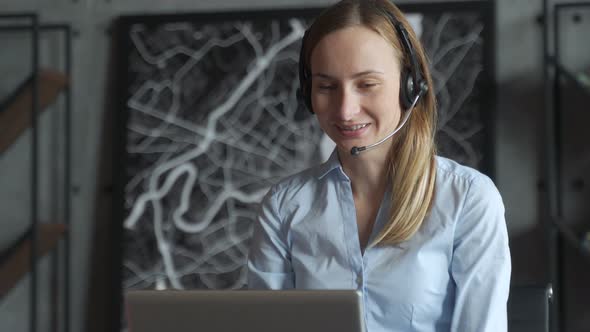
left=552, top=5, right=567, bottom=331
left=64, top=25, right=72, bottom=332
left=30, top=13, right=40, bottom=332
left=542, top=0, right=561, bottom=331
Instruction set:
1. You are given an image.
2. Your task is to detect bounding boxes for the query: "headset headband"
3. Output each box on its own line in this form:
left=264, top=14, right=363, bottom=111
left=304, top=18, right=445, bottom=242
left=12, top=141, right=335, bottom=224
left=298, top=2, right=427, bottom=113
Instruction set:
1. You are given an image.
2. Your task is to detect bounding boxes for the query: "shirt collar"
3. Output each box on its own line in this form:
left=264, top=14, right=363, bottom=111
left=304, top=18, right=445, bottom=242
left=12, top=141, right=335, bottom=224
left=316, top=148, right=345, bottom=180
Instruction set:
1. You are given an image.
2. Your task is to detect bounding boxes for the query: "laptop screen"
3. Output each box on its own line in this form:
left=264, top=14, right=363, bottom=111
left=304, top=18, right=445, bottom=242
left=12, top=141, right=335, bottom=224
left=125, top=290, right=365, bottom=332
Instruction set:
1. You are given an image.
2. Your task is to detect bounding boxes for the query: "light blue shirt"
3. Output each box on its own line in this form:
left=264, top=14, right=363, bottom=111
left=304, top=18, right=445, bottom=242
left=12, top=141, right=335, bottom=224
left=247, top=150, right=511, bottom=332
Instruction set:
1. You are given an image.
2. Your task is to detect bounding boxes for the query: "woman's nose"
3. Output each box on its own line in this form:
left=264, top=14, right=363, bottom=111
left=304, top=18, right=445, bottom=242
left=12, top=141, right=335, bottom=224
left=335, top=88, right=360, bottom=121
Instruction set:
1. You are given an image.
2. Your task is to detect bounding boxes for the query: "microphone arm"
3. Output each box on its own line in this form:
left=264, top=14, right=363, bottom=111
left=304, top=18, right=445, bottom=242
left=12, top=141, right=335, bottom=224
left=350, top=91, right=423, bottom=156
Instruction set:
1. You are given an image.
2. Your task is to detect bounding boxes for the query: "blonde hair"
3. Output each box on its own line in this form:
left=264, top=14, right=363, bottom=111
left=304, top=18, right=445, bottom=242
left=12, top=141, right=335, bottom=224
left=301, top=0, right=437, bottom=245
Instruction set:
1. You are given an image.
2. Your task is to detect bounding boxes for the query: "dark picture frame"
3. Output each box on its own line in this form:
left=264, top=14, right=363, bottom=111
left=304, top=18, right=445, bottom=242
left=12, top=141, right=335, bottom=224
left=112, top=1, right=495, bottom=330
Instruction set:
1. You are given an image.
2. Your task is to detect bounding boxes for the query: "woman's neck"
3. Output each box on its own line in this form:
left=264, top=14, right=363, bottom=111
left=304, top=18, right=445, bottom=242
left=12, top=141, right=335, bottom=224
left=338, top=147, right=389, bottom=198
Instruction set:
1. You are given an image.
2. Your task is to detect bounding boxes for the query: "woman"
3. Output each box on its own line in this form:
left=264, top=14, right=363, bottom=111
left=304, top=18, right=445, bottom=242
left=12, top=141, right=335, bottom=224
left=247, top=1, right=511, bottom=331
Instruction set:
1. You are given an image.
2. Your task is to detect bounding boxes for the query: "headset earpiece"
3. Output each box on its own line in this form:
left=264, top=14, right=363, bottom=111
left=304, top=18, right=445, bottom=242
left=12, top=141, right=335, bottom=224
left=399, top=69, right=413, bottom=110
left=400, top=67, right=427, bottom=110
left=297, top=29, right=314, bottom=114
left=296, top=85, right=312, bottom=114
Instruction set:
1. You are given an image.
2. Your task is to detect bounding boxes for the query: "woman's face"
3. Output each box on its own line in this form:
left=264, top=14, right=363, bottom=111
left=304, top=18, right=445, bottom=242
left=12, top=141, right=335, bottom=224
left=310, top=26, right=402, bottom=157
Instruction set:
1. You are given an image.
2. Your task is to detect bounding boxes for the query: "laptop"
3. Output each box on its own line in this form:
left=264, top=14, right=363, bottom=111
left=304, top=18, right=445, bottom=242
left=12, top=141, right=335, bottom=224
left=125, top=289, right=366, bottom=332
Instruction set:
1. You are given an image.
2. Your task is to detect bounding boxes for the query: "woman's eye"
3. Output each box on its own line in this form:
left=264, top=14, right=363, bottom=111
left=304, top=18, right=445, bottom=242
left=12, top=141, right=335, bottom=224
left=318, top=85, right=335, bottom=90
left=359, top=82, right=378, bottom=89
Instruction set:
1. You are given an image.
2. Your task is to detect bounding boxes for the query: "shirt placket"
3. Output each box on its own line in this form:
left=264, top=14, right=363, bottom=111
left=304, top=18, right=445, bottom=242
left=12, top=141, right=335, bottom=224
left=337, top=176, right=370, bottom=331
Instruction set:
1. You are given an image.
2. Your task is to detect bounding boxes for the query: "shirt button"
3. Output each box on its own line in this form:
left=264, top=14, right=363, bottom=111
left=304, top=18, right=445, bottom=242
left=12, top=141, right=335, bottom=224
left=356, top=275, right=362, bottom=286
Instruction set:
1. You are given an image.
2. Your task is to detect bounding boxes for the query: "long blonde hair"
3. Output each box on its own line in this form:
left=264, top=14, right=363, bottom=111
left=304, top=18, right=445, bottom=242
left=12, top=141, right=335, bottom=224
left=301, top=0, right=437, bottom=245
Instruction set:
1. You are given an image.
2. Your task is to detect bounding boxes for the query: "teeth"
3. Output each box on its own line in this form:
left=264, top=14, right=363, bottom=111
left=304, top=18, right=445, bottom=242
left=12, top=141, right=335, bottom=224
left=341, top=124, right=368, bottom=131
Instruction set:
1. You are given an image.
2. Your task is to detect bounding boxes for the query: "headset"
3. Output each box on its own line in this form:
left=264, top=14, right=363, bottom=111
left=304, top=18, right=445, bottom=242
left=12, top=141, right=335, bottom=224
left=297, top=4, right=428, bottom=114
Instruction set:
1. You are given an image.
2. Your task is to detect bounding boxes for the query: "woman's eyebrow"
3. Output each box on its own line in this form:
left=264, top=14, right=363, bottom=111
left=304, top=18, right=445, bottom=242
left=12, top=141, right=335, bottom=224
left=311, top=70, right=385, bottom=80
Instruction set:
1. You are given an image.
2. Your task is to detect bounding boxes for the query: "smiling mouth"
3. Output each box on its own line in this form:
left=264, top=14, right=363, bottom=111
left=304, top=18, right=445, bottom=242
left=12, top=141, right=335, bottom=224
left=337, top=123, right=369, bottom=131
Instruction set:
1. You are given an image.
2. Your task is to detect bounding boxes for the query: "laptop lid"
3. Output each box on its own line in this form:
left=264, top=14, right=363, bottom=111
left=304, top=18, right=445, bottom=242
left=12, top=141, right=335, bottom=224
left=125, top=290, right=365, bottom=332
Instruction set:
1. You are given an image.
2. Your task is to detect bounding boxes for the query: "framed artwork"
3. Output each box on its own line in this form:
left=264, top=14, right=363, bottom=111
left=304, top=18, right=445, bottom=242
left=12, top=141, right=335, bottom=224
left=113, top=0, right=494, bottom=329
